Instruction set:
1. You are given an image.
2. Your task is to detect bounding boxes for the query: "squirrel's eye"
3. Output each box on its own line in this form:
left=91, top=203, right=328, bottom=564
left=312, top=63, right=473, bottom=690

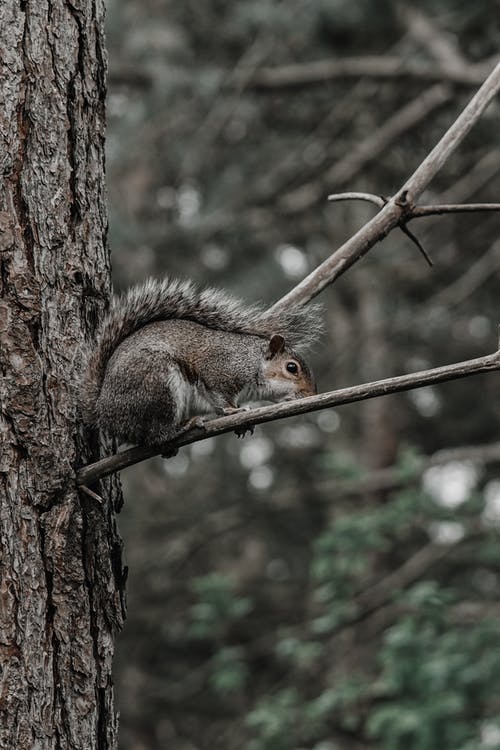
left=286, top=361, right=298, bottom=374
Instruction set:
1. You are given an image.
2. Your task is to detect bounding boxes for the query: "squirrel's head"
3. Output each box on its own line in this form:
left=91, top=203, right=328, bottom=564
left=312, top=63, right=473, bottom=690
left=261, top=334, right=317, bottom=402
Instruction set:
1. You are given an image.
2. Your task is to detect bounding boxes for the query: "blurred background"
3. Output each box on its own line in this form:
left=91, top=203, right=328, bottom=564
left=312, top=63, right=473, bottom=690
left=105, top=1, right=500, bottom=748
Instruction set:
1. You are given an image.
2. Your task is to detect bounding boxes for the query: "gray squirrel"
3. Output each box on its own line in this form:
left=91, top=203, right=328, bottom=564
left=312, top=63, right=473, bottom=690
left=81, top=277, right=320, bottom=447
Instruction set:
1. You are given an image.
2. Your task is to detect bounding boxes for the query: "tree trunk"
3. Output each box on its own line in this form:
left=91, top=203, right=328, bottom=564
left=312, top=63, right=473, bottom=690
left=0, top=2, right=125, bottom=748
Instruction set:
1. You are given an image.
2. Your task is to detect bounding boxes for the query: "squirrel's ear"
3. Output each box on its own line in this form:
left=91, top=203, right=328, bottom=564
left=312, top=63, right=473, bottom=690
left=267, top=334, right=285, bottom=359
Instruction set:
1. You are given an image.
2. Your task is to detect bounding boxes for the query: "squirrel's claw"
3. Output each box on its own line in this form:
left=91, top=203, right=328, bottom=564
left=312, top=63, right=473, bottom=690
left=234, top=423, right=254, bottom=439
left=161, top=445, right=179, bottom=459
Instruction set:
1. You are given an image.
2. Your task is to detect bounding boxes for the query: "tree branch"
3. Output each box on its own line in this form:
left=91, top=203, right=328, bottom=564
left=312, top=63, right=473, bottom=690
left=77, top=347, right=500, bottom=487
left=76, top=64, right=500, bottom=486
left=327, top=193, right=500, bottom=218
left=410, top=203, right=500, bottom=218
left=271, top=61, right=500, bottom=311
left=327, top=192, right=386, bottom=207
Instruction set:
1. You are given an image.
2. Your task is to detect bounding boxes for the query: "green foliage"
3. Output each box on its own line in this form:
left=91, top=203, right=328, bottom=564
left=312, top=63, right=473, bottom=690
left=209, top=646, right=249, bottom=694
left=188, top=573, right=253, bottom=639
left=246, top=679, right=367, bottom=749
left=367, top=582, right=500, bottom=750
left=246, top=689, right=301, bottom=750
left=275, top=635, right=322, bottom=669
left=245, top=487, right=500, bottom=750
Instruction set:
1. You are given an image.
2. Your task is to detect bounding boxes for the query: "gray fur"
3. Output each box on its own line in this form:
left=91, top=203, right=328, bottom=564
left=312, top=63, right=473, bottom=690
left=81, top=277, right=320, bottom=446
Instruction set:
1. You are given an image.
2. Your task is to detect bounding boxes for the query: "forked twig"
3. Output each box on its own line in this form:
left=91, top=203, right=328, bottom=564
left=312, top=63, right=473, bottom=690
left=328, top=193, right=500, bottom=218
left=272, top=62, right=500, bottom=312
left=327, top=193, right=500, bottom=267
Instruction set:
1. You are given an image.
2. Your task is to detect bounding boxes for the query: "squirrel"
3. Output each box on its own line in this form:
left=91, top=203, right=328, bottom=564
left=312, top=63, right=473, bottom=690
left=81, top=277, right=320, bottom=448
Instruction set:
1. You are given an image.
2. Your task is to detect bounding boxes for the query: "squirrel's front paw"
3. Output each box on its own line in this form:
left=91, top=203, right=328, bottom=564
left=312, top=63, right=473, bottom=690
left=222, top=405, right=250, bottom=416
left=180, top=415, right=206, bottom=432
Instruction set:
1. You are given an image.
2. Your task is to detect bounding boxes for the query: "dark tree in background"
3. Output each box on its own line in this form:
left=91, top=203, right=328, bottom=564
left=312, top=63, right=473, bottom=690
left=0, top=1, right=124, bottom=748
left=106, top=2, right=500, bottom=749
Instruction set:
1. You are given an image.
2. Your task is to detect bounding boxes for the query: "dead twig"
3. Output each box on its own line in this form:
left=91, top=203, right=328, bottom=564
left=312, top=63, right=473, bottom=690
left=327, top=195, right=500, bottom=267
left=328, top=192, right=386, bottom=208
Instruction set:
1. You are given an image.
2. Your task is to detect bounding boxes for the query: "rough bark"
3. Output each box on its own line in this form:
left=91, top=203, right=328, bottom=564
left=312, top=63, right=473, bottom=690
left=0, top=1, right=125, bottom=748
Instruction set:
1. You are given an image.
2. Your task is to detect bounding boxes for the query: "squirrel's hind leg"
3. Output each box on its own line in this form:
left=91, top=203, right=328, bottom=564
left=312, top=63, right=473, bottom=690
left=157, top=416, right=206, bottom=458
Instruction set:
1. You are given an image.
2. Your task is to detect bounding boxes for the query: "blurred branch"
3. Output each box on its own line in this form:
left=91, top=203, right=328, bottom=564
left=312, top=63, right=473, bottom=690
left=426, top=239, right=500, bottom=309
left=438, top=149, right=500, bottom=203
left=180, top=31, right=272, bottom=178
left=353, top=540, right=461, bottom=614
left=328, top=537, right=488, bottom=645
left=399, top=5, right=468, bottom=70
left=77, top=347, right=500, bottom=486
left=279, top=83, right=452, bottom=213
left=249, top=56, right=492, bottom=90
left=288, top=441, right=500, bottom=501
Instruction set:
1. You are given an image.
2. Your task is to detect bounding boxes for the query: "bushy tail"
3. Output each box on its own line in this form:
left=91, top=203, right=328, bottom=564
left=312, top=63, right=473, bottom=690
left=80, top=277, right=320, bottom=425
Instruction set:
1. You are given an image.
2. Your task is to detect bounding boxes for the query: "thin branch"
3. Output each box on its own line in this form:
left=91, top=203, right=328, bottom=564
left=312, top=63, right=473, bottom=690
left=397, top=221, right=433, bottom=267
left=79, top=484, right=104, bottom=503
left=327, top=194, right=500, bottom=219
left=328, top=192, right=386, bottom=207
left=77, top=348, right=500, bottom=486
left=271, top=61, right=500, bottom=311
left=410, top=203, right=500, bottom=218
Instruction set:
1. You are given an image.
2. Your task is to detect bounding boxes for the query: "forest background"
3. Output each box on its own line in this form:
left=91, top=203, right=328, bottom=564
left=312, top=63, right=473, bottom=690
left=105, top=2, right=500, bottom=749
